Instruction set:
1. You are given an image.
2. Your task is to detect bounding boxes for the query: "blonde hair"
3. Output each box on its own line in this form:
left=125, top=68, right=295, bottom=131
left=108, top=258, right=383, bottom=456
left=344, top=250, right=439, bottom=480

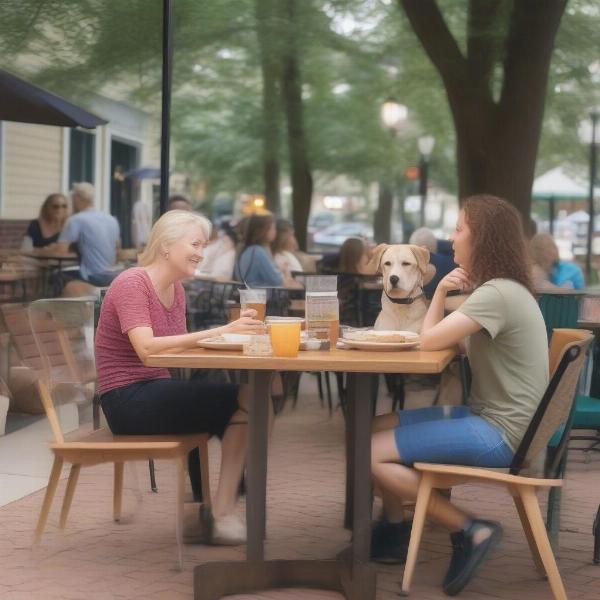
left=71, top=182, right=95, bottom=205
left=138, top=210, right=212, bottom=266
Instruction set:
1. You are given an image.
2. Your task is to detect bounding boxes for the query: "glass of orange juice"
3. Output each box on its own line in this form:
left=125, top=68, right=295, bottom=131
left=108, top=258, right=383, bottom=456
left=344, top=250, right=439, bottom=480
left=269, top=322, right=301, bottom=357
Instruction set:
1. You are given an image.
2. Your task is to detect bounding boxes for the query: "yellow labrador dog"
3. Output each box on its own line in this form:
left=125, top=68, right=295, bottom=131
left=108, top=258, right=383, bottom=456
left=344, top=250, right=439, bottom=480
left=366, top=244, right=434, bottom=333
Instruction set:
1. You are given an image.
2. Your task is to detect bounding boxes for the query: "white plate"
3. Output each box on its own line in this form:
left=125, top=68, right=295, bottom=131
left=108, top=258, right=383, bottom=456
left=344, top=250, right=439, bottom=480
left=197, top=336, right=243, bottom=351
left=340, top=338, right=420, bottom=351
left=221, top=333, right=252, bottom=344
left=343, top=329, right=419, bottom=342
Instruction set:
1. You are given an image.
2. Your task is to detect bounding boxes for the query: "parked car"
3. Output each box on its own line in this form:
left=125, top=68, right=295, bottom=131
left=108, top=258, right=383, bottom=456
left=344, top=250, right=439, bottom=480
left=312, top=222, right=374, bottom=248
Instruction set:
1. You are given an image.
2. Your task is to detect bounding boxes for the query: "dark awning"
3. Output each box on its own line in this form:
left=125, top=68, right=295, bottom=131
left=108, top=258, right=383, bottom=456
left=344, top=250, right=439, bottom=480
left=0, top=68, right=108, bottom=128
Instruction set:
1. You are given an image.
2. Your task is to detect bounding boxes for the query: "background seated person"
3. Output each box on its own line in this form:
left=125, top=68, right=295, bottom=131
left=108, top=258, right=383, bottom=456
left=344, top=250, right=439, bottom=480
left=234, top=212, right=284, bottom=287
left=272, top=219, right=304, bottom=275
left=195, top=221, right=237, bottom=280
left=96, top=210, right=265, bottom=544
left=21, top=193, right=68, bottom=249
left=55, top=182, right=121, bottom=296
left=530, top=233, right=585, bottom=290
left=338, top=237, right=371, bottom=274
left=409, top=227, right=457, bottom=300
left=167, top=194, right=193, bottom=212
left=371, top=196, right=549, bottom=596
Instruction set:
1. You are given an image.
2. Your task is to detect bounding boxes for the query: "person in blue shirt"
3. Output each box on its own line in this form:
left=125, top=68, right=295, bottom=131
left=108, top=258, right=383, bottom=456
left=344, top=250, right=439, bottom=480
left=234, top=213, right=284, bottom=287
left=530, top=233, right=585, bottom=290
left=553, top=260, right=585, bottom=289
left=409, top=228, right=457, bottom=299
left=55, top=182, right=121, bottom=294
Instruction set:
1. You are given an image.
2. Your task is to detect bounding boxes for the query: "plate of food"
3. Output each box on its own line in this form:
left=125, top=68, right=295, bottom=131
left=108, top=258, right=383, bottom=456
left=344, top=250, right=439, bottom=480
left=197, top=333, right=252, bottom=351
left=341, top=330, right=420, bottom=351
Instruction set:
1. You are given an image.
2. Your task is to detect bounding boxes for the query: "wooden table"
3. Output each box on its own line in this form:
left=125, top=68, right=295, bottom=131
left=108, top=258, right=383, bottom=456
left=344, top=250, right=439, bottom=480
left=145, top=347, right=456, bottom=600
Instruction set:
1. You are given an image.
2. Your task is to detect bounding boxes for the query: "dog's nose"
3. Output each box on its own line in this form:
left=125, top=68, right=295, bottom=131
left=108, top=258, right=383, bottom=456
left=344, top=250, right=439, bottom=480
left=389, top=275, right=399, bottom=287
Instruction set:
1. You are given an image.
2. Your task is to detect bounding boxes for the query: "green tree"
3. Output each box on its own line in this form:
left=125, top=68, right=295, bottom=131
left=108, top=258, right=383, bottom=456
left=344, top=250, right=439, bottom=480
left=398, top=0, right=568, bottom=222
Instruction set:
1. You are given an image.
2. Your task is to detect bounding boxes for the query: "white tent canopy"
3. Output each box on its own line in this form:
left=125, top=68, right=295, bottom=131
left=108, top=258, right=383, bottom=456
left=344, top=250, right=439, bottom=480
left=532, top=167, right=587, bottom=199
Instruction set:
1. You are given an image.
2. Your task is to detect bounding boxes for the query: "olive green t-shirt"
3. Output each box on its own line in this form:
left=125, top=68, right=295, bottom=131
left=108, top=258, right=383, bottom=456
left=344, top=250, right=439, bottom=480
left=458, top=279, right=549, bottom=451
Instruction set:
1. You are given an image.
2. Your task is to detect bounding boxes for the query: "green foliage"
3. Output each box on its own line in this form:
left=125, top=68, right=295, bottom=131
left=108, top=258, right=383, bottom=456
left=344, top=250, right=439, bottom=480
left=0, top=0, right=598, bottom=208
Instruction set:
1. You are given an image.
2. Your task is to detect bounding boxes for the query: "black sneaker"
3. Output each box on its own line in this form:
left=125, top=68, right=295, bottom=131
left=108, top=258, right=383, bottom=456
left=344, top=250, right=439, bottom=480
left=370, top=517, right=412, bottom=564
left=443, top=519, right=502, bottom=596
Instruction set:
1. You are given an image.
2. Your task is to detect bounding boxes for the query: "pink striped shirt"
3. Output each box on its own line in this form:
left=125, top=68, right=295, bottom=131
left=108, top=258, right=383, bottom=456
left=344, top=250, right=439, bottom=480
left=95, top=268, right=187, bottom=394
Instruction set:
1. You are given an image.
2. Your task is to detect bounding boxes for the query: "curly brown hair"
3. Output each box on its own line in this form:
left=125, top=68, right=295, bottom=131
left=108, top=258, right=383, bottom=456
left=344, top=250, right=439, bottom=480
left=462, top=194, right=534, bottom=294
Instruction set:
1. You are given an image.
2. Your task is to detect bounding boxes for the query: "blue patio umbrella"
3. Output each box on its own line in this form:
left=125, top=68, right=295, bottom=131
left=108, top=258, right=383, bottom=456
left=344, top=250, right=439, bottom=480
left=0, top=68, right=107, bottom=128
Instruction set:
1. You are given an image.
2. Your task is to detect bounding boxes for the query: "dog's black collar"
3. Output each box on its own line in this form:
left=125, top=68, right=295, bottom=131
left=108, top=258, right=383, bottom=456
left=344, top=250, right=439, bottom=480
left=384, top=286, right=424, bottom=305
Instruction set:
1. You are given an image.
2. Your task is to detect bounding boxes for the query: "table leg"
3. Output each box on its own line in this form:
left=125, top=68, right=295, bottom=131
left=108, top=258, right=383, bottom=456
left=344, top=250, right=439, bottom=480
left=247, top=369, right=271, bottom=561
left=193, top=369, right=376, bottom=600
left=347, top=372, right=374, bottom=565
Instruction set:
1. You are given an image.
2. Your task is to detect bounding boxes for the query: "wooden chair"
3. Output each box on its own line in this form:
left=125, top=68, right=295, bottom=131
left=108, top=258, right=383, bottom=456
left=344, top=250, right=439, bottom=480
left=28, top=298, right=211, bottom=569
left=400, top=328, right=594, bottom=600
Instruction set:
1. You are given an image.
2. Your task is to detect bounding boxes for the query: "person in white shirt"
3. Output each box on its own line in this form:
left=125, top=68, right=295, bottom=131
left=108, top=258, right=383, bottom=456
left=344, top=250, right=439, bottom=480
left=131, top=199, right=151, bottom=249
left=272, top=219, right=303, bottom=276
left=195, top=222, right=236, bottom=280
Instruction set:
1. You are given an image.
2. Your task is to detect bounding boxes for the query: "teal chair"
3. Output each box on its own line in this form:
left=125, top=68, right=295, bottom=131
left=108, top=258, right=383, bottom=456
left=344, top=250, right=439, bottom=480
left=570, top=394, right=600, bottom=563
left=537, top=292, right=581, bottom=341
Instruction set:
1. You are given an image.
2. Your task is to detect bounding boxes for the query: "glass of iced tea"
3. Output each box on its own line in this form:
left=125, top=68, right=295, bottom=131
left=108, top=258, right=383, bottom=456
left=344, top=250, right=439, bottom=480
left=239, top=288, right=267, bottom=321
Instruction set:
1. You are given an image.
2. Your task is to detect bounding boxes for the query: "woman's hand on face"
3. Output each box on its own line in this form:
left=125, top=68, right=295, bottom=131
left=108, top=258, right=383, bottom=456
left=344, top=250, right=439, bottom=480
left=225, top=316, right=265, bottom=334
left=438, top=268, right=473, bottom=294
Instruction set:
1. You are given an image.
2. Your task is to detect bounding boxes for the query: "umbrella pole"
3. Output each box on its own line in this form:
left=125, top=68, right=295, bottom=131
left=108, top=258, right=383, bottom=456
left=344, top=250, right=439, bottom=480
left=586, top=113, right=598, bottom=282
left=159, top=0, right=173, bottom=216
left=549, top=196, right=555, bottom=236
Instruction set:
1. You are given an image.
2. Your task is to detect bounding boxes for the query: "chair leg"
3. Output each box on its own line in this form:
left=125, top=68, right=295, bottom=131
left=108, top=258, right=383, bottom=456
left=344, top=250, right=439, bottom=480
left=113, top=462, right=125, bottom=522
left=593, top=504, right=600, bottom=564
left=149, top=459, right=158, bottom=492
left=519, top=486, right=567, bottom=600
left=400, top=472, right=433, bottom=596
left=512, top=492, right=546, bottom=577
left=34, top=456, right=64, bottom=543
left=316, top=372, right=324, bottom=406
left=199, top=438, right=211, bottom=509
left=324, top=371, right=333, bottom=416
left=175, top=456, right=186, bottom=571
left=59, top=464, right=81, bottom=529
left=92, top=393, right=101, bottom=430
left=546, top=485, right=562, bottom=553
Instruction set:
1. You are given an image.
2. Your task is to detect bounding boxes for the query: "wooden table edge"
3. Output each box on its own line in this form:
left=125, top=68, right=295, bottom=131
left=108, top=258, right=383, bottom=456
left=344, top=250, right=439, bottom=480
left=144, top=347, right=457, bottom=374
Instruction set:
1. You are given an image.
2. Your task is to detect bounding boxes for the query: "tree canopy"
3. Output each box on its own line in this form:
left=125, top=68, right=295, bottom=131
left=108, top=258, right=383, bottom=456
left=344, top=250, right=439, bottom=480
left=0, top=0, right=598, bottom=241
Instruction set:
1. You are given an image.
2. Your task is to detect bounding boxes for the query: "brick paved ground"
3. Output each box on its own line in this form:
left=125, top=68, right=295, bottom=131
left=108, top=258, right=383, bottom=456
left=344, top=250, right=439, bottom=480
left=1, top=377, right=600, bottom=600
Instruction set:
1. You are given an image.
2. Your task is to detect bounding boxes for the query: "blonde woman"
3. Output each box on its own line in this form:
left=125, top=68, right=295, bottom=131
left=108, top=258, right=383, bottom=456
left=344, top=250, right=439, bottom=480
left=21, top=193, right=68, bottom=249
left=95, top=210, right=264, bottom=544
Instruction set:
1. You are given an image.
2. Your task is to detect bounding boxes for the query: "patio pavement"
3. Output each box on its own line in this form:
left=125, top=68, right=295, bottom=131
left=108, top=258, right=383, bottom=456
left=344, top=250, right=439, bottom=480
left=1, top=375, right=600, bottom=600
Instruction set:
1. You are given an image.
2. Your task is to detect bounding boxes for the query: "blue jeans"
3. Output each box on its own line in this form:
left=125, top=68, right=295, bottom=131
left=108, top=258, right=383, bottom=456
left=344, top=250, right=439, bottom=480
left=393, top=405, right=514, bottom=468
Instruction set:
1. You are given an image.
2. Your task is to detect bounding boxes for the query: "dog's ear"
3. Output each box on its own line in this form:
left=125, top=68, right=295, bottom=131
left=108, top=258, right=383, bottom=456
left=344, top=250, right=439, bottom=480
left=409, top=245, right=431, bottom=275
left=365, top=243, right=390, bottom=275
left=424, top=263, right=436, bottom=285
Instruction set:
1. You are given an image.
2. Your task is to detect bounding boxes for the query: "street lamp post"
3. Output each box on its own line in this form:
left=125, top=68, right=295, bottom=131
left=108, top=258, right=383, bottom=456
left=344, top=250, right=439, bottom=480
left=580, top=111, right=599, bottom=281
left=379, top=99, right=408, bottom=242
left=418, top=135, right=435, bottom=228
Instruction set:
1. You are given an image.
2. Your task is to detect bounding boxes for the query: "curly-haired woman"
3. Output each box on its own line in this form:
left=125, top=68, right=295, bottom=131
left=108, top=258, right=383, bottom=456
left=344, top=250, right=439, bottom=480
left=370, top=195, right=549, bottom=595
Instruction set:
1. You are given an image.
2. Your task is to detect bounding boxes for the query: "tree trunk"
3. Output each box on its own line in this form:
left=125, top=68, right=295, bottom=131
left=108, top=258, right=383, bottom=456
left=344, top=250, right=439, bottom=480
left=401, top=0, right=567, bottom=225
left=255, top=0, right=281, bottom=214
left=280, top=0, right=312, bottom=250
left=374, top=182, right=393, bottom=243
